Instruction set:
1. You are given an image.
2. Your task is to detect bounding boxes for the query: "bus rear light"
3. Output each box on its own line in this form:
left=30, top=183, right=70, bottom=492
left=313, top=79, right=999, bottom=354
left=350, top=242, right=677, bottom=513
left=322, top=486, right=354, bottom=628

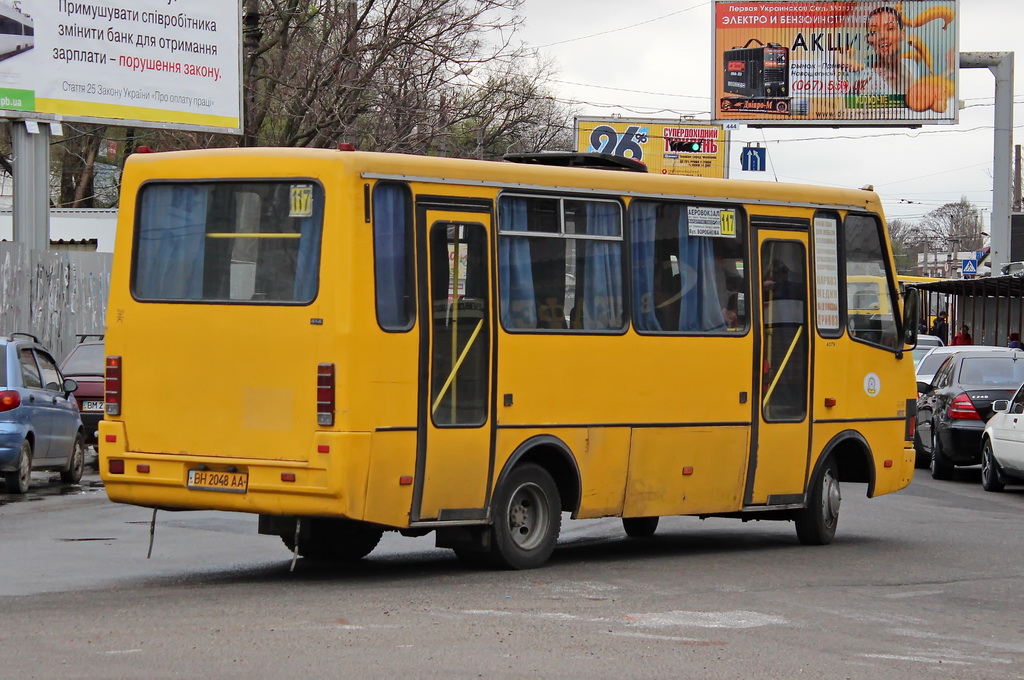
left=682, top=466, right=694, bottom=476
left=317, top=363, right=335, bottom=426
left=948, top=393, right=981, bottom=420
left=281, top=472, right=296, bottom=482
left=109, top=459, right=125, bottom=474
left=137, top=464, right=150, bottom=474
left=317, top=445, right=330, bottom=453
left=0, top=390, right=21, bottom=412
left=105, top=356, right=122, bottom=416
left=105, top=434, right=117, bottom=443
left=883, top=459, right=893, bottom=468
left=399, top=475, right=413, bottom=486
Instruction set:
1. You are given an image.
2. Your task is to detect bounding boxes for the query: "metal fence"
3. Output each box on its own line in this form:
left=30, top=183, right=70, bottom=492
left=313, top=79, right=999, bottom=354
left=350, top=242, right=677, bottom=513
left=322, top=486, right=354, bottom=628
left=0, top=242, right=112, bottom=361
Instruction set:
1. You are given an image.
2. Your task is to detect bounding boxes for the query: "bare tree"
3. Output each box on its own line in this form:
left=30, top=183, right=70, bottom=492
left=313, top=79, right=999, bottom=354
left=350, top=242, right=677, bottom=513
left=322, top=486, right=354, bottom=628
left=918, top=197, right=985, bottom=253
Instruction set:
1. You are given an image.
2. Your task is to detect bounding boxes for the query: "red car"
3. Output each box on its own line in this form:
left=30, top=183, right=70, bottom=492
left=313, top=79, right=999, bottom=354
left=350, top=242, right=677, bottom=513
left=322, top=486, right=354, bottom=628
left=60, top=335, right=104, bottom=445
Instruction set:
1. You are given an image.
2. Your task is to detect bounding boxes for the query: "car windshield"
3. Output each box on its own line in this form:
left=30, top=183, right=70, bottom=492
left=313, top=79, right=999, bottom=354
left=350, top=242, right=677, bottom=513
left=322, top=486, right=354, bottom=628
left=958, top=356, right=1024, bottom=386
left=62, top=343, right=105, bottom=375
left=912, top=347, right=931, bottom=368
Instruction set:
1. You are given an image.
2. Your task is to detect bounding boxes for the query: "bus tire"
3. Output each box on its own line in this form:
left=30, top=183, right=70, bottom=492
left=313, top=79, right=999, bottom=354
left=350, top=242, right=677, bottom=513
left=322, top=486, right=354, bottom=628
left=930, top=430, right=954, bottom=480
left=622, top=516, right=659, bottom=538
left=281, top=519, right=383, bottom=562
left=3, top=440, right=31, bottom=494
left=794, top=457, right=840, bottom=546
left=981, top=440, right=1005, bottom=492
left=489, top=463, right=560, bottom=570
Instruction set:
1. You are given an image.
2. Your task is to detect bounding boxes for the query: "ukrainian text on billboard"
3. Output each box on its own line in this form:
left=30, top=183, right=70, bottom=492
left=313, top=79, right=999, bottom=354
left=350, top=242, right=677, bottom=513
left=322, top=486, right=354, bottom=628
left=712, top=1, right=958, bottom=126
left=575, top=118, right=728, bottom=179
left=0, top=0, right=241, bottom=132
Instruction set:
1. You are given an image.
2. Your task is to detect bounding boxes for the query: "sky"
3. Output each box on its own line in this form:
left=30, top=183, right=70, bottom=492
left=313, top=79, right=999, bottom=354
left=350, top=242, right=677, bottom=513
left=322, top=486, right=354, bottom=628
left=519, top=0, right=1023, bottom=231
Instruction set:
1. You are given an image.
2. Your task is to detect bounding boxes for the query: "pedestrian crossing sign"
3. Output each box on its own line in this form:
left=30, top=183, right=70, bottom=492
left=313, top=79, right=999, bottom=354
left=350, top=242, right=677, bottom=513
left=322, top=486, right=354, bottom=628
left=962, top=259, right=977, bottom=275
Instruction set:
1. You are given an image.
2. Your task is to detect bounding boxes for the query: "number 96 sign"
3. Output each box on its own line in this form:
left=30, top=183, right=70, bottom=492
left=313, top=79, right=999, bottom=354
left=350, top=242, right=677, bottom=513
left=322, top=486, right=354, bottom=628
left=575, top=117, right=728, bottom=179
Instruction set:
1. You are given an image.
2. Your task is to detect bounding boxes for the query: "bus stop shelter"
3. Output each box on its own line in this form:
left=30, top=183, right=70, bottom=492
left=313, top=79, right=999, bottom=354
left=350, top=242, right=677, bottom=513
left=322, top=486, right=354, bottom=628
left=909, top=275, right=1024, bottom=347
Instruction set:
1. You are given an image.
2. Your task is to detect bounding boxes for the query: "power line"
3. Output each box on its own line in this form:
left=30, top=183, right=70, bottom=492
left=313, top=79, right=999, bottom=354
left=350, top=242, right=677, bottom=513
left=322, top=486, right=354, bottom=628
left=533, top=1, right=710, bottom=49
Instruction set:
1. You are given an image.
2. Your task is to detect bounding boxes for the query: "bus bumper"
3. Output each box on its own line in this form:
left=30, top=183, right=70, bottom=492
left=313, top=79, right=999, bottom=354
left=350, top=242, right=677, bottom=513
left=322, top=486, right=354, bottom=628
left=97, top=420, right=377, bottom=522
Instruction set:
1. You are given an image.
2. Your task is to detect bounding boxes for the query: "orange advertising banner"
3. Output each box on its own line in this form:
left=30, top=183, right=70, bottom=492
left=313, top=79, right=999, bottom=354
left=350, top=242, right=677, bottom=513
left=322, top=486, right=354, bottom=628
left=575, top=117, right=728, bottom=178
left=712, top=0, right=959, bottom=126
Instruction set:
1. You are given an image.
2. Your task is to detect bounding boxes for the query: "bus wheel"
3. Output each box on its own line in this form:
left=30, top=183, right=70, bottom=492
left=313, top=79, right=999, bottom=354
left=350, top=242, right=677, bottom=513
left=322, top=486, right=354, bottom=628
left=3, top=440, right=32, bottom=494
left=622, top=517, right=659, bottom=538
left=794, top=458, right=841, bottom=546
left=930, top=430, right=954, bottom=480
left=489, top=463, right=560, bottom=570
left=981, top=440, right=1005, bottom=492
left=281, top=519, right=383, bottom=562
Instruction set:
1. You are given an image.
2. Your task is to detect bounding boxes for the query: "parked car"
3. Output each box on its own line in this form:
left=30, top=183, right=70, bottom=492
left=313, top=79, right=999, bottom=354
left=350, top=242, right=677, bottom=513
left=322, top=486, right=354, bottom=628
left=59, top=335, right=105, bottom=445
left=980, top=386, right=1024, bottom=491
left=0, top=333, right=85, bottom=493
left=916, top=348, right=1024, bottom=479
left=917, top=334, right=945, bottom=348
left=915, top=345, right=1011, bottom=388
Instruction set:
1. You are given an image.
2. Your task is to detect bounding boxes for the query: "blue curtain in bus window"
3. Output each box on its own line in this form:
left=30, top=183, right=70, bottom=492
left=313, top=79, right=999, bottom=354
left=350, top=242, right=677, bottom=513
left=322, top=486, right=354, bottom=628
left=676, top=210, right=726, bottom=332
left=136, top=185, right=208, bottom=299
left=582, top=202, right=622, bottom=330
left=292, top=190, right=323, bottom=301
left=630, top=202, right=661, bottom=331
left=372, top=184, right=409, bottom=328
left=498, top=197, right=537, bottom=328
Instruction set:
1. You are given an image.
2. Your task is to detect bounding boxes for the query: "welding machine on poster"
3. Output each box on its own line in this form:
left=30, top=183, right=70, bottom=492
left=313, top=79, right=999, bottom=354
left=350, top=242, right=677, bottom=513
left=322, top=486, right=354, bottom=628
left=722, top=39, right=791, bottom=114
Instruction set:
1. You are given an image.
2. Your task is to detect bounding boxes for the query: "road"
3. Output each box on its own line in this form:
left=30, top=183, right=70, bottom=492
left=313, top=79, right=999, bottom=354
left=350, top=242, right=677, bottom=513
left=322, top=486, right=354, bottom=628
left=1, top=464, right=1023, bottom=680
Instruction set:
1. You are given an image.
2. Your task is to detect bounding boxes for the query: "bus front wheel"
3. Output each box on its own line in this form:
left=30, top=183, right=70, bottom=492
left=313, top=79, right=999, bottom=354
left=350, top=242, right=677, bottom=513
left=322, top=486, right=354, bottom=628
left=489, top=463, right=560, bottom=570
left=794, top=458, right=841, bottom=545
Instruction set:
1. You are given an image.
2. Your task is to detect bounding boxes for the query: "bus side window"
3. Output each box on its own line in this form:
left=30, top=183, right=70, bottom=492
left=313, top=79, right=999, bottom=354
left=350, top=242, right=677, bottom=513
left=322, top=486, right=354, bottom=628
left=373, top=183, right=415, bottom=331
left=631, top=200, right=747, bottom=334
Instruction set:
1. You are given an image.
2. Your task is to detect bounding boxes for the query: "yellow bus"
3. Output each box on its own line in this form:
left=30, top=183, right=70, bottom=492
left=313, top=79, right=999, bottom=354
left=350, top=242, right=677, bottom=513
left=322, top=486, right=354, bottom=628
left=99, top=148, right=919, bottom=569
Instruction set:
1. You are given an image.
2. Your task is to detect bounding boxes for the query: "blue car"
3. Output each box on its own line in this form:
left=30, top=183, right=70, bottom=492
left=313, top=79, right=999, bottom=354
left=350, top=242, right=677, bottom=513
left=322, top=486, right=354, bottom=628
left=0, top=333, right=86, bottom=493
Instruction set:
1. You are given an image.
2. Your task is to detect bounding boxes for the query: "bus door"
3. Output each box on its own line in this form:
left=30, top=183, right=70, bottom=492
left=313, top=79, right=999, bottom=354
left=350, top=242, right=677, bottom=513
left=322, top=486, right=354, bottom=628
left=413, top=206, right=494, bottom=522
left=747, top=232, right=812, bottom=505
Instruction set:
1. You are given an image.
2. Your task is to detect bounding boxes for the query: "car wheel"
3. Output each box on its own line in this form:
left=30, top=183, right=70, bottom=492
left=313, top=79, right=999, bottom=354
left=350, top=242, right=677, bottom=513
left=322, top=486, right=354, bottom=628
left=489, top=463, right=561, bottom=570
left=930, top=428, right=954, bottom=480
left=980, top=440, right=1005, bottom=492
left=795, top=457, right=841, bottom=545
left=60, top=433, right=85, bottom=485
left=3, top=440, right=32, bottom=494
left=913, top=431, right=929, bottom=469
left=622, top=516, right=659, bottom=538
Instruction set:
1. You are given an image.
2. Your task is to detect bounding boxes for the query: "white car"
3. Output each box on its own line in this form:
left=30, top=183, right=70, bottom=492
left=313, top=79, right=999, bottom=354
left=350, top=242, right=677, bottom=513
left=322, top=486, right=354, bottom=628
left=980, top=385, right=1024, bottom=491
left=916, top=345, right=1013, bottom=387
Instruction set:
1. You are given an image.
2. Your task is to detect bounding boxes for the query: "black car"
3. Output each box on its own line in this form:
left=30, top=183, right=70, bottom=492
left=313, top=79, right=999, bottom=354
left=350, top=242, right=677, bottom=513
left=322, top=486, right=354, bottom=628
left=916, top=348, right=1024, bottom=480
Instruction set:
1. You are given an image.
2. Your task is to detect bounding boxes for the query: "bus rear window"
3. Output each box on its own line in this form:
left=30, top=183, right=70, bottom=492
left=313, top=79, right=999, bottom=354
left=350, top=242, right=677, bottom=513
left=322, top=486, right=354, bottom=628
left=132, top=181, right=324, bottom=303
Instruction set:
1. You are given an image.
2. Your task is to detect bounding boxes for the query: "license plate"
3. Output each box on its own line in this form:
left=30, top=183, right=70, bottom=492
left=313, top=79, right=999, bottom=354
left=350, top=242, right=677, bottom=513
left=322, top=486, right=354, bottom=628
left=187, top=469, right=248, bottom=493
left=82, top=400, right=104, bottom=412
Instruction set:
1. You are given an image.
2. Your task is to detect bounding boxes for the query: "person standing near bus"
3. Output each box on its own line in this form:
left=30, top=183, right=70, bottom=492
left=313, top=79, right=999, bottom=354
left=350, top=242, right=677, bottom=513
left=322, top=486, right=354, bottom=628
left=930, top=311, right=948, bottom=343
left=952, top=324, right=973, bottom=346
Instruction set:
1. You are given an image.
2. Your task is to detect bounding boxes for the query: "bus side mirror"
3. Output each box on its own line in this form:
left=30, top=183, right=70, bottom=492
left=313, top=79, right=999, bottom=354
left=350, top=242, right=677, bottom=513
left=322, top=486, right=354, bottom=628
left=902, top=287, right=919, bottom=348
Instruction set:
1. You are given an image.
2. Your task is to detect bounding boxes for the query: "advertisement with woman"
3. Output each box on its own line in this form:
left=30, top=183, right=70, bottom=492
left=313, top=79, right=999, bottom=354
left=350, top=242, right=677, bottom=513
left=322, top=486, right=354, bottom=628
left=713, top=1, right=958, bottom=126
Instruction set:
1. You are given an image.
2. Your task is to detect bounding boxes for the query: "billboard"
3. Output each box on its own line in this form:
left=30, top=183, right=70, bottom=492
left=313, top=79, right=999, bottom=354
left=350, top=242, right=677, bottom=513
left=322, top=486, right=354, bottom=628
left=0, top=0, right=241, bottom=133
left=576, top=117, right=728, bottom=178
left=712, top=1, right=959, bottom=126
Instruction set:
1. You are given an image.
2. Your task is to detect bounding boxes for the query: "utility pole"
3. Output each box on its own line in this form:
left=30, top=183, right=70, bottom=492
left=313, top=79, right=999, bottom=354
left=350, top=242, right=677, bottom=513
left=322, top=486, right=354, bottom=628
left=960, top=52, right=1014, bottom=272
